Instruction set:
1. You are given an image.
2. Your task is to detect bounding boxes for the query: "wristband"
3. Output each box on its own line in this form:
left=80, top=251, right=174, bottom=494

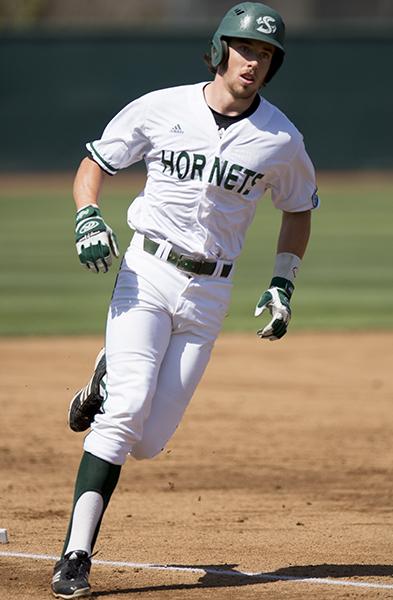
left=272, top=252, right=301, bottom=285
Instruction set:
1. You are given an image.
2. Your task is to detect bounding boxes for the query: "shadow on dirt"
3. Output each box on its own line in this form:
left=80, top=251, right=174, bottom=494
left=94, top=562, right=393, bottom=595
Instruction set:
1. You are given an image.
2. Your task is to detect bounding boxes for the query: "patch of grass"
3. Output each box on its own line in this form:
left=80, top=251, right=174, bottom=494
left=1, top=176, right=392, bottom=335
left=0, top=191, right=131, bottom=335
left=228, top=181, right=393, bottom=331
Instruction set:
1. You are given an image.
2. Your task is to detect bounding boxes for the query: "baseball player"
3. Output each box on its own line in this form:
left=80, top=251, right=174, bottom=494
left=51, top=2, right=319, bottom=597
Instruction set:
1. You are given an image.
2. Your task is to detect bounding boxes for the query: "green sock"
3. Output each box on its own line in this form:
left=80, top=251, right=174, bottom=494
left=62, top=451, right=121, bottom=556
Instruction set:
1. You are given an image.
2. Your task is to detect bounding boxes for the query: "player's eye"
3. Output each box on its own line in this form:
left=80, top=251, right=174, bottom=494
left=258, top=50, right=272, bottom=61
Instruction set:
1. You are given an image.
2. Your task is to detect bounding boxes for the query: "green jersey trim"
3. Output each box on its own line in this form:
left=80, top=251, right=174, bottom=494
left=87, top=142, right=118, bottom=175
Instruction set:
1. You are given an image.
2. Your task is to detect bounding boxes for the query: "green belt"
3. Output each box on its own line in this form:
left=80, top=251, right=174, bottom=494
left=143, top=237, right=233, bottom=278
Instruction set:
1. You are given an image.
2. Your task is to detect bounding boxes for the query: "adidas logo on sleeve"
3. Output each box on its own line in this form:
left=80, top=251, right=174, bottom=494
left=170, top=124, right=184, bottom=134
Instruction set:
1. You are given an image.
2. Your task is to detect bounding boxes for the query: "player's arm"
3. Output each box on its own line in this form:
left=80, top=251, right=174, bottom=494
left=255, top=209, right=311, bottom=341
left=73, top=157, right=119, bottom=273
left=73, top=156, right=106, bottom=210
left=277, top=209, right=311, bottom=259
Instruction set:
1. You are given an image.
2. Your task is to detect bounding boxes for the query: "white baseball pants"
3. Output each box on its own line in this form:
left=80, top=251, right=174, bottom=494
left=84, top=233, right=233, bottom=465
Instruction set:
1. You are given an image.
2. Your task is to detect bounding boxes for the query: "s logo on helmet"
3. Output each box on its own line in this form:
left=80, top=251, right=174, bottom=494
left=256, top=16, right=277, bottom=34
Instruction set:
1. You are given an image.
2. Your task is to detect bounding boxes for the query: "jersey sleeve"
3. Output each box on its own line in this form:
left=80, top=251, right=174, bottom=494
left=269, top=138, right=319, bottom=212
left=86, top=96, right=151, bottom=175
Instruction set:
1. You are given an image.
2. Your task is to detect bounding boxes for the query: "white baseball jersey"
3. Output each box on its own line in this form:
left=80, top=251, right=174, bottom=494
left=87, top=81, right=318, bottom=261
left=83, top=82, right=319, bottom=465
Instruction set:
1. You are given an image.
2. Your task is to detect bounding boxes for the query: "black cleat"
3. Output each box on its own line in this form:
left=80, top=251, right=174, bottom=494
left=68, top=348, right=106, bottom=432
left=51, top=550, right=92, bottom=598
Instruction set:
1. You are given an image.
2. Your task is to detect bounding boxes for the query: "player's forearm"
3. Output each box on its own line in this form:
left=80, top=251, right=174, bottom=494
left=276, top=210, right=311, bottom=259
left=73, top=157, right=106, bottom=210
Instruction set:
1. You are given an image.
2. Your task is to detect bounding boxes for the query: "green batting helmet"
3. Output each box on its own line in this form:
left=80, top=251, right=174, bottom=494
left=211, top=2, right=286, bottom=82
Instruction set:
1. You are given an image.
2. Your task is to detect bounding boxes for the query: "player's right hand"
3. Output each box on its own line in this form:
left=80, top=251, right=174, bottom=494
left=75, top=204, right=119, bottom=273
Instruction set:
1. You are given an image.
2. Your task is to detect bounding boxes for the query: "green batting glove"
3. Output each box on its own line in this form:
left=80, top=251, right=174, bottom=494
left=75, top=205, right=119, bottom=273
left=254, top=277, right=294, bottom=341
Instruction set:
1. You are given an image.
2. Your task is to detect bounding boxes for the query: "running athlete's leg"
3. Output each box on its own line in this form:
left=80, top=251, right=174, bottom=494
left=60, top=262, right=173, bottom=560
left=132, top=274, right=233, bottom=460
left=84, top=263, right=173, bottom=465
left=131, top=330, right=214, bottom=459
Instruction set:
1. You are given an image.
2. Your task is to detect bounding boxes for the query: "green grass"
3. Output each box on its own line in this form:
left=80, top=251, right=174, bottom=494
left=1, top=176, right=392, bottom=335
left=231, top=180, right=393, bottom=331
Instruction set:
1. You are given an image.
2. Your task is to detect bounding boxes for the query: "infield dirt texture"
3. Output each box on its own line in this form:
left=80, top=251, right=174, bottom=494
left=1, top=333, right=393, bottom=599
left=1, top=173, right=393, bottom=598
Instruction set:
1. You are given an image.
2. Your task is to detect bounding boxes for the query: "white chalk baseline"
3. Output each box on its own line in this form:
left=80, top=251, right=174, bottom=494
left=1, top=551, right=393, bottom=591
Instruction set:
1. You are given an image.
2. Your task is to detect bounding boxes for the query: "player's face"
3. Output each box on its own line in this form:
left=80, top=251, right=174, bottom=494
left=221, top=38, right=274, bottom=98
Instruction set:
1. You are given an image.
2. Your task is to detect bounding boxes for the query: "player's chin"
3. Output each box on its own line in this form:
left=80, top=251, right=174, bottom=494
left=237, top=78, right=260, bottom=96
left=235, top=85, right=258, bottom=99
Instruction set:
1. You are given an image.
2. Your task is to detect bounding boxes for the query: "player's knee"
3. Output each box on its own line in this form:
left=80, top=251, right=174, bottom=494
left=131, top=443, right=164, bottom=461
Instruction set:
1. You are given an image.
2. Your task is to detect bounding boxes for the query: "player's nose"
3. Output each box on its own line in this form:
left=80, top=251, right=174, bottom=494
left=246, top=55, right=258, bottom=69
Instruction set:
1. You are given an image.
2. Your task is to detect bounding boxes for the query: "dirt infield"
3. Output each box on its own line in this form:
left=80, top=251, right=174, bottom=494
left=1, top=333, right=393, bottom=599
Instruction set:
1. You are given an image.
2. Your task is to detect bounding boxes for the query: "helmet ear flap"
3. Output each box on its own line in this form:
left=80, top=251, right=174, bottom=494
left=211, top=36, right=229, bottom=69
left=220, top=39, right=229, bottom=66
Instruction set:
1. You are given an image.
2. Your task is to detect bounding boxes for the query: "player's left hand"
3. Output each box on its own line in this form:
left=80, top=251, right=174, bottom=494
left=254, top=279, right=292, bottom=341
left=75, top=204, right=120, bottom=273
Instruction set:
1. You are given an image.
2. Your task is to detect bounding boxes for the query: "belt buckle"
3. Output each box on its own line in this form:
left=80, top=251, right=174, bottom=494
left=178, top=255, right=201, bottom=274
left=167, top=247, right=203, bottom=275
